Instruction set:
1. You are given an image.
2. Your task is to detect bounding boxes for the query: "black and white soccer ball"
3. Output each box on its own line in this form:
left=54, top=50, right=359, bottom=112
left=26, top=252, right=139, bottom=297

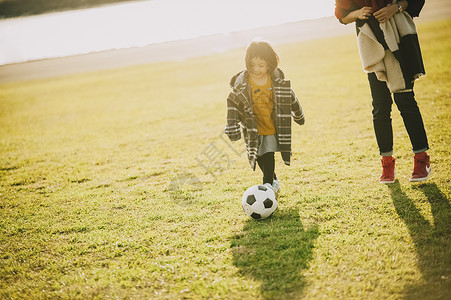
left=242, top=184, right=278, bottom=220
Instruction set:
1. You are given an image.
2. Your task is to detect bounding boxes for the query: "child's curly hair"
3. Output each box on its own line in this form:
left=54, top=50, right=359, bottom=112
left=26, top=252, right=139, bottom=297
left=245, top=40, right=279, bottom=74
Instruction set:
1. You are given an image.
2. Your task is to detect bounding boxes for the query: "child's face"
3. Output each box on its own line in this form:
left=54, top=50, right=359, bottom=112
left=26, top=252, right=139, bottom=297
left=249, top=57, right=269, bottom=81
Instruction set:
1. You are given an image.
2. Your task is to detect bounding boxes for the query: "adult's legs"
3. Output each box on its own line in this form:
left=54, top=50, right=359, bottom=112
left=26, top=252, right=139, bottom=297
left=368, top=72, right=431, bottom=182
left=393, top=90, right=429, bottom=153
left=393, top=89, right=431, bottom=181
left=368, top=72, right=394, bottom=156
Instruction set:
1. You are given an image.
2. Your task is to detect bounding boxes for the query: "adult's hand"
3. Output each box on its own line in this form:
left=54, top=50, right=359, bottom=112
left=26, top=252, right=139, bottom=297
left=341, top=6, right=373, bottom=24
left=373, top=4, right=398, bottom=23
left=354, top=6, right=373, bottom=20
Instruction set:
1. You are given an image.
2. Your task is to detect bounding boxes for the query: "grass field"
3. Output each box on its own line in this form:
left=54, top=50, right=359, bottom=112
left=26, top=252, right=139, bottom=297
left=0, top=19, right=450, bottom=299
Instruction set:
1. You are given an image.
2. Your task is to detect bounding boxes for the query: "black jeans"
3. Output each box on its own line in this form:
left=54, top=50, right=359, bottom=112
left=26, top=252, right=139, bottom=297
left=257, top=152, right=277, bottom=185
left=368, top=72, right=429, bottom=156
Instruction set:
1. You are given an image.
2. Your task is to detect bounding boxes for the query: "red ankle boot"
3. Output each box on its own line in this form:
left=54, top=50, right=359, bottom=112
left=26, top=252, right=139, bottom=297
left=410, top=152, right=431, bottom=182
left=380, top=156, right=395, bottom=184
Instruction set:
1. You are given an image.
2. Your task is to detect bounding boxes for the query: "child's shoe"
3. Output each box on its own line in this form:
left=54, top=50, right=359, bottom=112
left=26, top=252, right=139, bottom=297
left=272, top=179, right=280, bottom=195
left=380, top=156, right=395, bottom=184
left=263, top=183, right=274, bottom=192
left=409, top=152, right=431, bottom=182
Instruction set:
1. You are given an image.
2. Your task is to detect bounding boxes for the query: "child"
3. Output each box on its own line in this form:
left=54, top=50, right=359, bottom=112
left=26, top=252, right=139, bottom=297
left=224, top=40, right=305, bottom=194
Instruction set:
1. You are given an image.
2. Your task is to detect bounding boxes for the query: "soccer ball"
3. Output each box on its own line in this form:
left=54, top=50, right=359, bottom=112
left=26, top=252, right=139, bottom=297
left=242, top=184, right=278, bottom=220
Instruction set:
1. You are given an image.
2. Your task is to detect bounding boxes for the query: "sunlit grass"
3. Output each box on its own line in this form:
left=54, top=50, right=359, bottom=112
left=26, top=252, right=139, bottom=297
left=0, top=19, right=450, bottom=299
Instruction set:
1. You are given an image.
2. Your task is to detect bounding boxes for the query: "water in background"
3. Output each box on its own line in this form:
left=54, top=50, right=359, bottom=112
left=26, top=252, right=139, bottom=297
left=0, top=0, right=334, bottom=65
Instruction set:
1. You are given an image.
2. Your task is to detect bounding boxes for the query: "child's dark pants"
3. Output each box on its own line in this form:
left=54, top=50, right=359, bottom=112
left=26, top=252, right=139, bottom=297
left=257, top=152, right=277, bottom=185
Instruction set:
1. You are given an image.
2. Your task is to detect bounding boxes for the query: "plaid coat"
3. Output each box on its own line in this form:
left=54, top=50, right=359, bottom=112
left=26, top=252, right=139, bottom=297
left=225, top=69, right=305, bottom=170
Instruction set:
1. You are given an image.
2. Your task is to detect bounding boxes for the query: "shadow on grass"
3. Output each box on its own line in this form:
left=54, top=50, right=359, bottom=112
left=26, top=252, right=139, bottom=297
left=231, top=209, right=319, bottom=299
left=388, top=181, right=451, bottom=299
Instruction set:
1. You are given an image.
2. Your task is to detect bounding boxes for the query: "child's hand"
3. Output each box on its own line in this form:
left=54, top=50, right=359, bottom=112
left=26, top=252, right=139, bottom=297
left=373, top=4, right=398, bottom=23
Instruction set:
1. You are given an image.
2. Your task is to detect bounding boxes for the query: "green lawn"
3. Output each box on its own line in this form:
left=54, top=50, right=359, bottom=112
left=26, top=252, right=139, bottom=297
left=0, top=19, right=450, bottom=299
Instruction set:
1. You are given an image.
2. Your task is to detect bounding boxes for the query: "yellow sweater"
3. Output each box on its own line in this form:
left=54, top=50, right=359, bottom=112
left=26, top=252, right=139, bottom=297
left=250, top=77, right=276, bottom=135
